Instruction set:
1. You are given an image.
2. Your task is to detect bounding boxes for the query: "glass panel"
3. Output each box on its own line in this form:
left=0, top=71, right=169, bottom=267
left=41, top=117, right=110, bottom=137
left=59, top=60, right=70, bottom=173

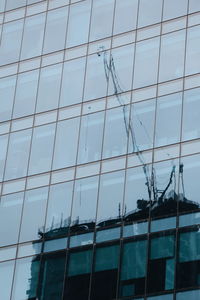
left=0, top=0, right=6, bottom=13
left=186, top=25, right=200, bottom=76
left=96, top=227, right=120, bottom=243
left=91, top=245, right=119, bottom=300
left=43, top=6, right=69, bottom=54
left=179, top=212, right=200, bottom=227
left=129, top=99, right=155, bottom=152
left=28, top=123, right=56, bottom=175
left=159, top=30, right=186, bottom=82
left=77, top=111, right=104, bottom=164
left=64, top=249, right=92, bottom=300
left=138, top=0, right=162, bottom=28
left=113, top=0, right=138, bottom=35
left=45, top=181, right=73, bottom=234
left=0, top=75, right=16, bottom=122
left=70, top=232, right=94, bottom=248
left=0, top=192, right=23, bottom=247
left=155, top=93, right=182, bottom=147
left=36, top=63, right=62, bottom=113
left=6, top=0, right=26, bottom=10
left=133, top=37, right=160, bottom=89
left=89, top=0, right=115, bottom=42
left=21, top=13, right=46, bottom=60
left=38, top=252, right=66, bottom=300
left=97, top=170, right=125, bottom=227
left=189, top=0, right=200, bottom=13
left=102, top=106, right=129, bottom=159
left=0, top=19, right=24, bottom=65
left=4, top=129, right=32, bottom=180
left=123, top=222, right=148, bottom=238
left=53, top=118, right=80, bottom=169
left=0, top=134, right=9, bottom=181
left=19, top=187, right=48, bottom=243
left=60, top=56, right=86, bottom=107
left=44, top=238, right=67, bottom=252
left=120, top=240, right=147, bottom=297
left=147, top=295, right=173, bottom=300
left=163, top=0, right=188, bottom=21
left=178, top=229, right=200, bottom=289
left=0, top=260, right=15, bottom=300
left=148, top=233, right=175, bottom=293
left=71, top=176, right=98, bottom=233
left=182, top=87, right=200, bottom=141
left=66, top=0, right=91, bottom=48
left=177, top=289, right=200, bottom=300
left=13, top=70, right=39, bottom=119
left=11, top=256, right=40, bottom=300
left=151, top=217, right=176, bottom=232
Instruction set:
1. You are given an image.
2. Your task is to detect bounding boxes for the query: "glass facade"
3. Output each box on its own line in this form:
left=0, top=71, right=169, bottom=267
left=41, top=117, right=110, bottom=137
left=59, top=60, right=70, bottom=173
left=0, top=0, right=200, bottom=299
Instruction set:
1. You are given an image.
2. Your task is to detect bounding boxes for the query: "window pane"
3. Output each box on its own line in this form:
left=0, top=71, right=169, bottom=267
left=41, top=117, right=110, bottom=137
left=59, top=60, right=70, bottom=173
left=66, top=0, right=91, bottom=48
left=186, top=25, right=200, bottom=76
left=189, top=0, right=200, bottom=13
left=36, top=64, right=62, bottom=113
left=5, top=129, right=32, bottom=180
left=53, top=118, right=80, bottom=169
left=0, top=20, right=24, bottom=65
left=113, top=0, right=138, bottom=35
left=0, top=192, right=23, bottom=247
left=13, top=70, right=39, bottom=118
left=0, top=260, right=15, bottom=300
left=89, top=0, right=115, bottom=42
left=21, top=13, right=46, bottom=60
left=28, top=123, right=56, bottom=175
left=77, top=112, right=104, bottom=164
left=19, top=187, right=48, bottom=243
left=138, top=0, right=162, bottom=28
left=0, top=134, right=8, bottom=181
left=155, top=93, right=182, bottom=147
left=159, top=30, right=186, bottom=82
left=163, top=0, right=188, bottom=21
left=6, top=0, right=26, bottom=10
left=133, top=37, right=160, bottom=89
left=43, top=7, right=68, bottom=54
left=177, top=289, right=200, bottom=300
left=147, top=294, right=173, bottom=300
left=0, top=75, right=16, bottom=122
left=60, top=57, right=86, bottom=107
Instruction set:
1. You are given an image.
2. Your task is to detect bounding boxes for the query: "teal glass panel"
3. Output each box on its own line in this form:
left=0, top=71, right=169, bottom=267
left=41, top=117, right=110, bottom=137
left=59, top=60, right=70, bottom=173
left=151, top=217, right=176, bottom=232
left=177, top=289, right=200, bottom=300
left=165, top=259, right=175, bottom=290
left=68, top=250, right=92, bottom=276
left=179, top=231, right=200, bottom=262
left=123, top=222, right=148, bottom=238
left=121, top=240, right=147, bottom=280
left=147, top=294, right=173, bottom=300
left=179, top=212, right=200, bottom=227
left=70, top=233, right=94, bottom=248
left=150, top=235, right=175, bottom=259
left=95, top=245, right=119, bottom=272
left=96, top=227, right=120, bottom=243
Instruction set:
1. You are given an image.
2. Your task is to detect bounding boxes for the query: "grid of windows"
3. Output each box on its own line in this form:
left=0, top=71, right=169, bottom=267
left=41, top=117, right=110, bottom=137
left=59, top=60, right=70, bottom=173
left=1, top=0, right=200, bottom=299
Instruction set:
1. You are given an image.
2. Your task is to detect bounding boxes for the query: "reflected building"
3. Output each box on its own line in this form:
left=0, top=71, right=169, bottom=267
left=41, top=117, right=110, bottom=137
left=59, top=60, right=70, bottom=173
left=1, top=0, right=200, bottom=300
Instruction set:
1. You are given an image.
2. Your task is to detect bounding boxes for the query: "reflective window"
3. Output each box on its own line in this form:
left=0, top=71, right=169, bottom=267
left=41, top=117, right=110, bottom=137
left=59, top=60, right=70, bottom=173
left=64, top=249, right=92, bottom=299
left=0, top=260, right=15, bottom=300
left=103, top=106, right=129, bottom=159
left=148, top=233, right=175, bottom=293
left=147, top=294, right=173, bottom=300
left=0, top=134, right=9, bottom=182
left=11, top=256, right=40, bottom=300
left=97, top=170, right=125, bottom=227
left=43, top=7, right=69, bottom=54
left=0, top=0, right=6, bottom=13
left=177, top=289, right=200, bottom=300
left=45, top=181, right=73, bottom=233
left=182, top=88, right=200, bottom=141
left=189, top=0, right=200, bottom=13
left=66, top=0, right=91, bottom=48
left=120, top=240, right=147, bottom=297
left=13, top=70, right=39, bottom=119
left=0, top=19, right=24, bottom=65
left=6, top=0, right=26, bottom=11
left=21, top=13, right=46, bottom=60
left=163, top=0, right=188, bottom=21
left=155, top=93, right=182, bottom=147
left=36, top=64, right=62, bottom=113
left=91, top=245, right=119, bottom=300
left=0, top=75, right=16, bottom=122
left=113, top=0, right=138, bottom=35
left=0, top=192, right=23, bottom=247
left=28, top=123, right=56, bottom=175
left=133, top=37, right=160, bottom=89
left=129, top=99, right=156, bottom=152
left=5, top=129, right=32, bottom=180
left=89, top=0, right=115, bottom=42
left=138, top=0, right=162, bottom=28
left=159, top=30, right=186, bottom=82
left=53, top=118, right=80, bottom=169
left=186, top=25, right=200, bottom=76
left=77, top=112, right=104, bottom=164
left=19, top=187, right=48, bottom=243
left=60, top=57, right=86, bottom=107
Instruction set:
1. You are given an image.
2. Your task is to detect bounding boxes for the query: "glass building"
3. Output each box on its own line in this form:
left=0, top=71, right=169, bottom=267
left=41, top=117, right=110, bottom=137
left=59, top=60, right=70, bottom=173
left=1, top=0, right=200, bottom=299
